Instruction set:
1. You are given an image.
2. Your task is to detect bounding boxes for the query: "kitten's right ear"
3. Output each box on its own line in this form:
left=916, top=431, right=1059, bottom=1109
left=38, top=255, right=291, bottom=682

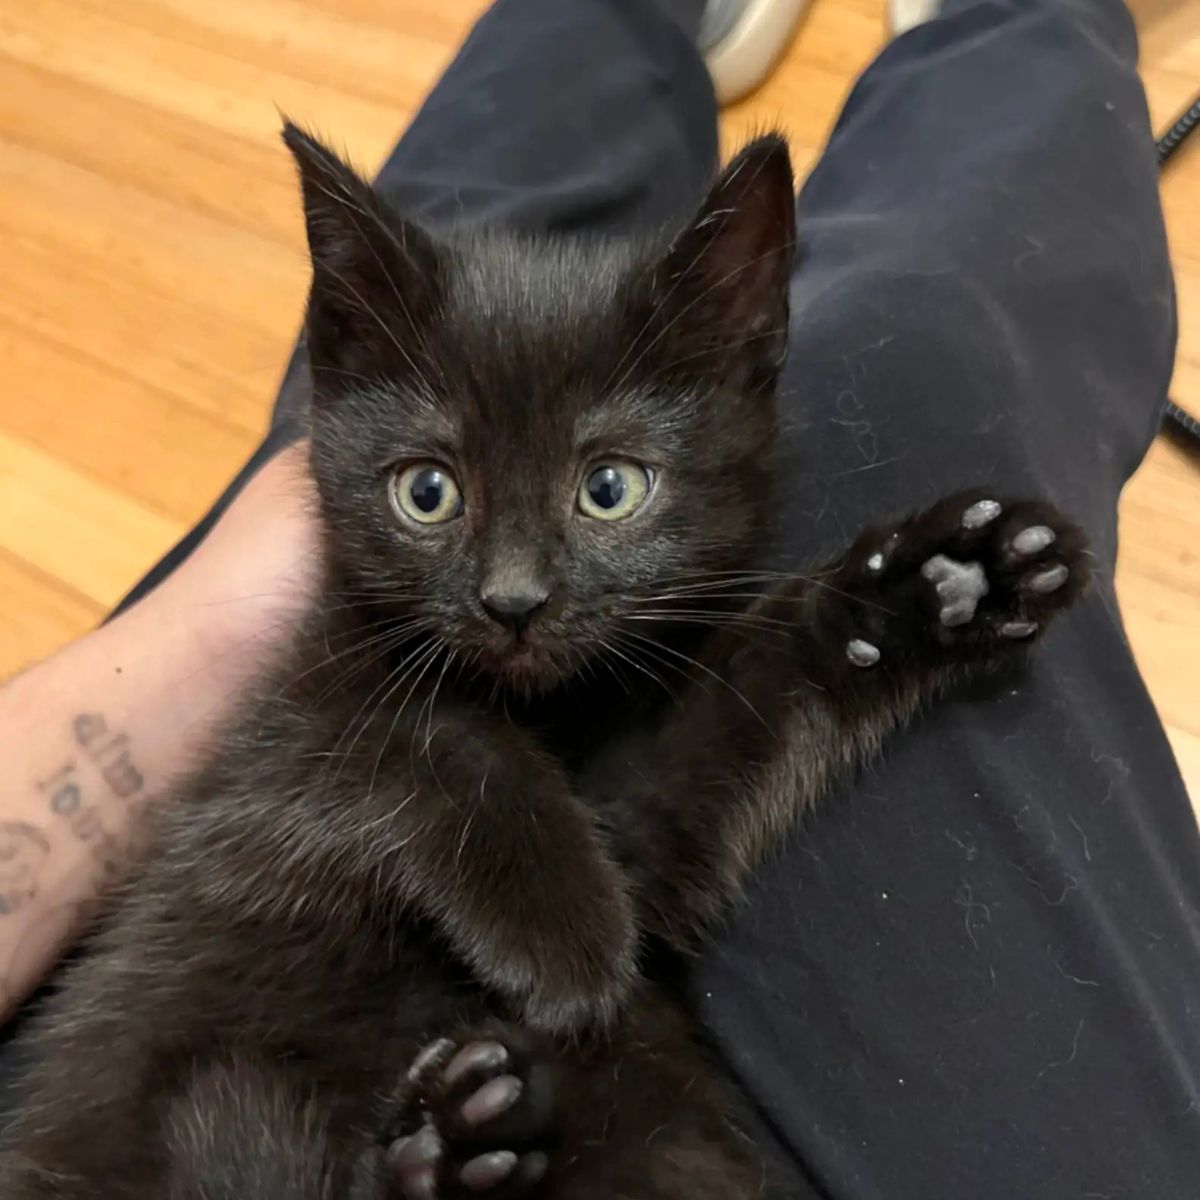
left=649, top=134, right=795, bottom=388
left=282, top=121, right=443, bottom=390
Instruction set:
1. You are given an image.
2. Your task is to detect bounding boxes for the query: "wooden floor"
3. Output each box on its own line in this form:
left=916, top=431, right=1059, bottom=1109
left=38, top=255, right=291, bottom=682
left=1, top=0, right=1197, bottom=796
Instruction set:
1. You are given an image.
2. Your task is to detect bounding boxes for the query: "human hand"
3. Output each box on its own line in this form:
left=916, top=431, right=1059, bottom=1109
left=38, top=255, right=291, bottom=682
left=148, top=438, right=323, bottom=688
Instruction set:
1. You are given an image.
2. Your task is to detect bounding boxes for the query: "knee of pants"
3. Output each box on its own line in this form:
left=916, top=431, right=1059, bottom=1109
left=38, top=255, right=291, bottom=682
left=777, top=265, right=1161, bottom=536
left=786, top=266, right=1041, bottom=433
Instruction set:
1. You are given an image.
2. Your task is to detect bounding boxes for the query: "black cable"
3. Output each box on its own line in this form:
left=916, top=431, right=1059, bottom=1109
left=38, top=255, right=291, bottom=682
left=1157, top=93, right=1200, bottom=450
left=1163, top=398, right=1200, bottom=447
left=1157, top=93, right=1200, bottom=168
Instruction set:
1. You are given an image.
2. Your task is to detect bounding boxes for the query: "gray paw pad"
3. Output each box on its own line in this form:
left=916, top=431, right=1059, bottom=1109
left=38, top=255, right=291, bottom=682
left=445, top=1042, right=508, bottom=1087
left=1028, top=564, right=1069, bottom=594
left=846, top=638, right=881, bottom=667
left=866, top=533, right=900, bottom=574
left=962, top=499, right=1002, bottom=529
left=1012, top=525, right=1056, bottom=556
left=388, top=1126, right=441, bottom=1200
left=921, top=555, right=989, bottom=627
left=1000, top=620, right=1038, bottom=640
left=462, top=1076, right=523, bottom=1126
left=460, top=1151, right=518, bottom=1190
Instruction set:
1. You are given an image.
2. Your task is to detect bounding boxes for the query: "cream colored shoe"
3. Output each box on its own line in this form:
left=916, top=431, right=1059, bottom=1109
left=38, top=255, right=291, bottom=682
left=889, top=0, right=942, bottom=36
left=700, top=0, right=811, bottom=105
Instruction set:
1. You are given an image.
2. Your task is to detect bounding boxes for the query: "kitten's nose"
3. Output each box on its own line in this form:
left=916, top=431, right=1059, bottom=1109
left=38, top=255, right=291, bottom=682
left=480, top=588, right=550, bottom=635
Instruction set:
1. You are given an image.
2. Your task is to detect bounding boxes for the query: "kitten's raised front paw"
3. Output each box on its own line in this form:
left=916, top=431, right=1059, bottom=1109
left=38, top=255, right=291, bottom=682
left=386, top=1027, right=558, bottom=1200
left=836, top=491, right=1089, bottom=669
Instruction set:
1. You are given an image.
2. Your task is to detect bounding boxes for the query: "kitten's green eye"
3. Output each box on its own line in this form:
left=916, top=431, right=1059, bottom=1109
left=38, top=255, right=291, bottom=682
left=578, top=462, right=653, bottom=521
left=390, top=463, right=463, bottom=525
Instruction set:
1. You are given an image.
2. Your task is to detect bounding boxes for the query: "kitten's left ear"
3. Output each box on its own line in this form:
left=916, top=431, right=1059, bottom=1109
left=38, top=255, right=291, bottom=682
left=653, top=134, right=795, bottom=383
left=283, top=121, right=444, bottom=391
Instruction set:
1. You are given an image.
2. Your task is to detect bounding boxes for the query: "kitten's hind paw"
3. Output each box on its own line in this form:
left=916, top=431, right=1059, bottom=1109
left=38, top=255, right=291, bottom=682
left=834, top=491, right=1089, bottom=671
left=386, top=1027, right=557, bottom=1199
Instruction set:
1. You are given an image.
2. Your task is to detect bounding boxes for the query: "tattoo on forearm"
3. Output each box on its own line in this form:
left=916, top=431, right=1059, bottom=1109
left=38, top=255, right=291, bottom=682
left=22, top=712, right=151, bottom=905
left=0, top=822, right=50, bottom=914
left=72, top=712, right=144, bottom=798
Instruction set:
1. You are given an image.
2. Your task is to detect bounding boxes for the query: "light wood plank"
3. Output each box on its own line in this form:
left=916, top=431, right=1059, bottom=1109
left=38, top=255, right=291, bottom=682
left=0, top=316, right=255, bottom=523
left=0, top=429, right=184, bottom=609
left=0, top=550, right=103, bottom=675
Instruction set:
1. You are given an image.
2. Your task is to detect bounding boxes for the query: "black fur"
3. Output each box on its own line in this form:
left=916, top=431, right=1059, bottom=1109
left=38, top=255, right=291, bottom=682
left=0, top=126, right=1088, bottom=1200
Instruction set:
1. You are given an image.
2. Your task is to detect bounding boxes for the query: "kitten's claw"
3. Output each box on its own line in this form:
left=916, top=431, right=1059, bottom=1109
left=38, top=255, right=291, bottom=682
left=846, top=639, right=881, bottom=667
left=962, top=499, right=1002, bottom=529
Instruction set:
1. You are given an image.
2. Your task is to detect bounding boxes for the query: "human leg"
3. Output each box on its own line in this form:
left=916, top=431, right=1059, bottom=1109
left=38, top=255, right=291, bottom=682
left=696, top=3, right=1198, bottom=1196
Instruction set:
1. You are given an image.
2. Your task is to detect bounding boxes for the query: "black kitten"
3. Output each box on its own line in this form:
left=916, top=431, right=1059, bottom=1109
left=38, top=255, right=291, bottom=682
left=0, top=126, right=1087, bottom=1200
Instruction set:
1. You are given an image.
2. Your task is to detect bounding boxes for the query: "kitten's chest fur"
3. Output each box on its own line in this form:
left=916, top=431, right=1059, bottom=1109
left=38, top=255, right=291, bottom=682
left=490, top=668, right=670, bottom=776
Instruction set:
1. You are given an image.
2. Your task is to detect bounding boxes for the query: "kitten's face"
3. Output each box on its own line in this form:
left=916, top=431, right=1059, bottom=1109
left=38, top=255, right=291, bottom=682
left=286, top=125, right=794, bottom=690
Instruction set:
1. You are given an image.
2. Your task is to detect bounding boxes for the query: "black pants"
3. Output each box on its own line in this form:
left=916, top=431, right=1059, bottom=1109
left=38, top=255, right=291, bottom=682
left=62, top=0, right=1200, bottom=1195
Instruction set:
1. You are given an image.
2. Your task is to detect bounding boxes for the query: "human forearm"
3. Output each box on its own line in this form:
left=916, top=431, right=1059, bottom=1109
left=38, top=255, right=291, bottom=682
left=0, top=442, right=319, bottom=1017
left=0, top=607, right=243, bottom=1011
